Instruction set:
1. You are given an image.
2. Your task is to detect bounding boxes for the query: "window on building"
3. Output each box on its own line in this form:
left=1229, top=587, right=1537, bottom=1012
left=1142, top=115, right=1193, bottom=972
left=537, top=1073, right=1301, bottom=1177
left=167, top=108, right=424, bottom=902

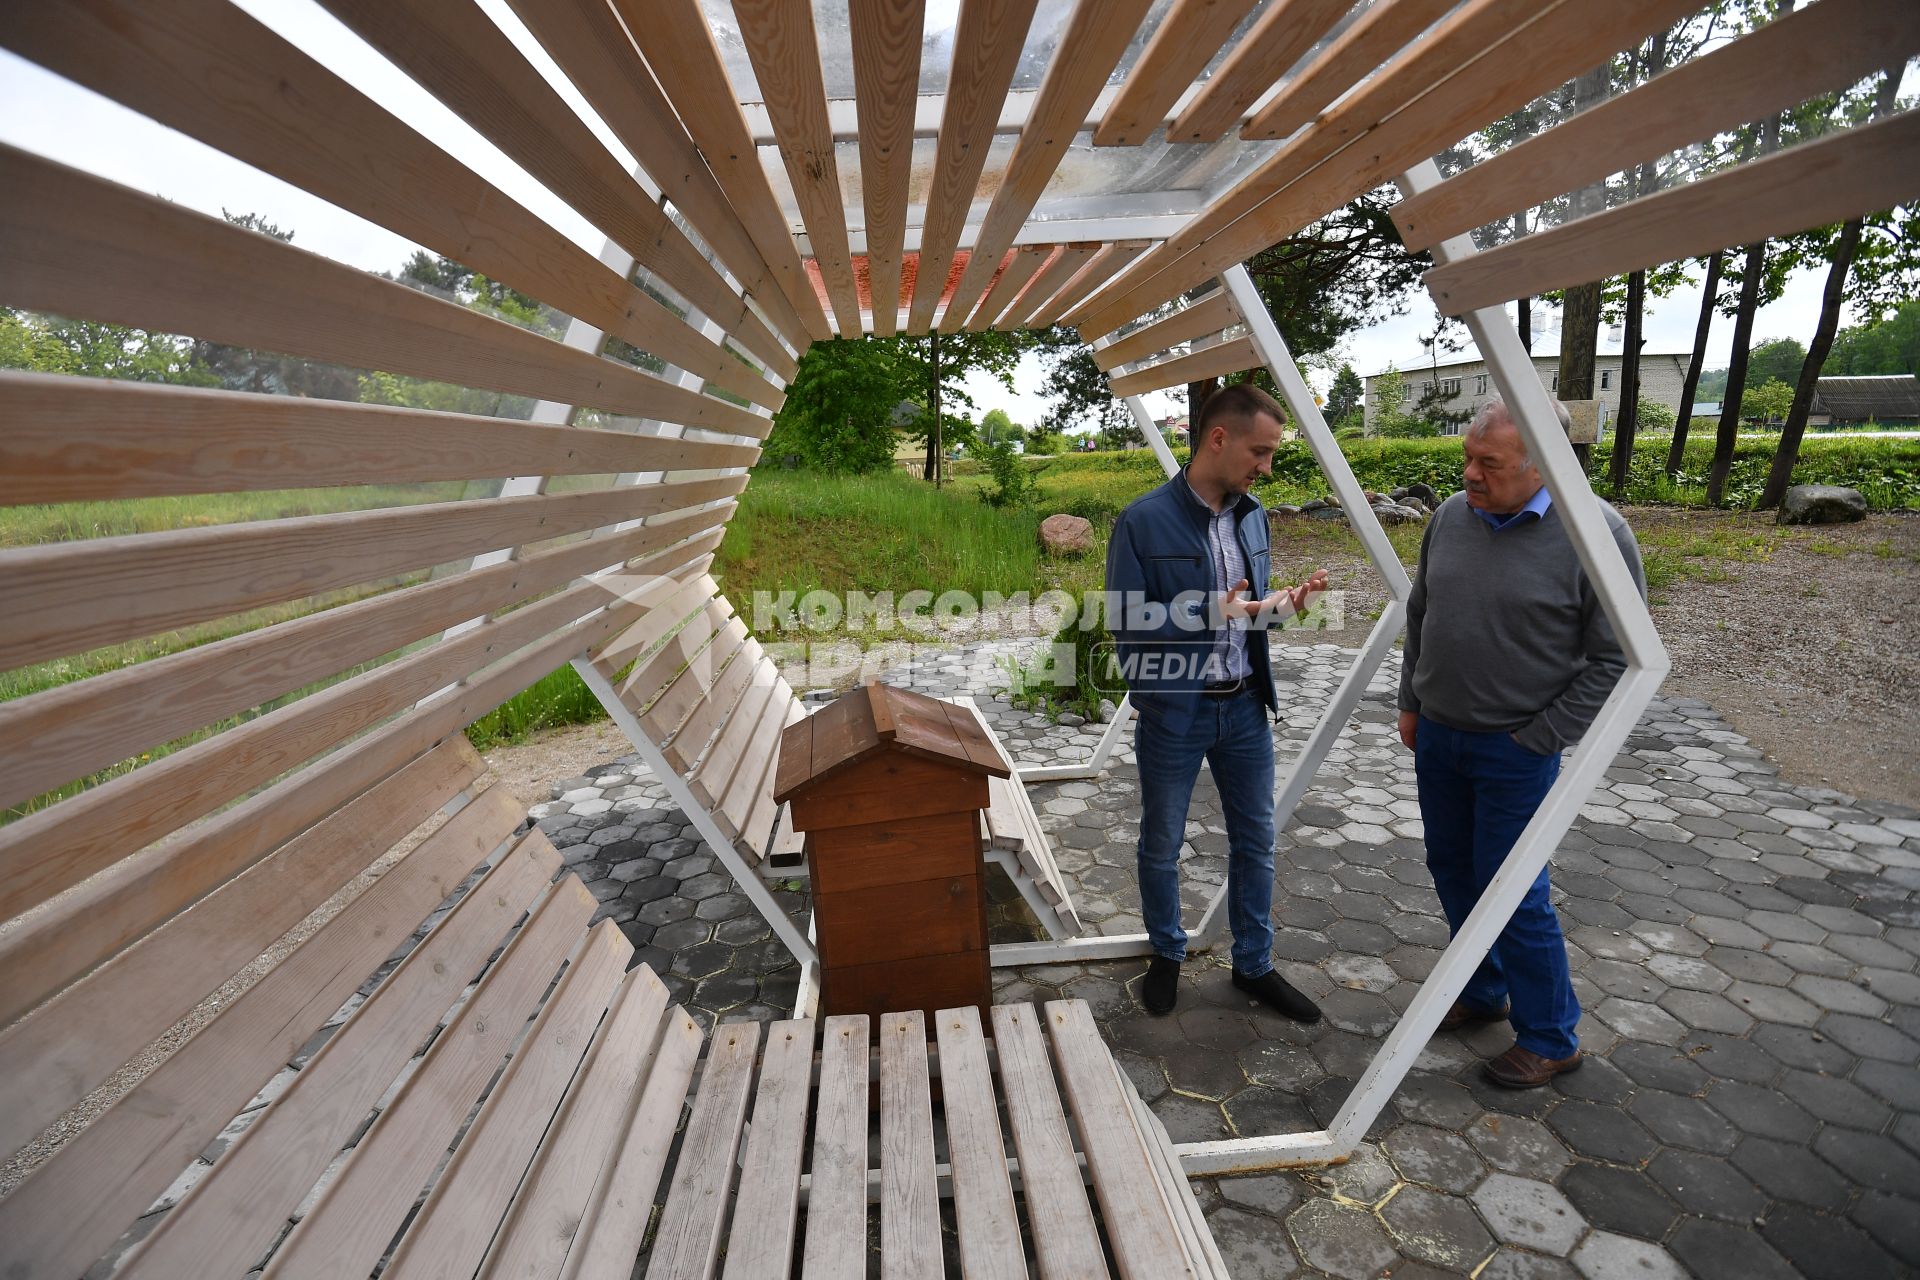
left=1403, top=385, right=1414, bottom=403
left=1600, top=369, right=1611, bottom=390
left=1443, top=378, right=1460, bottom=395
left=1476, top=375, right=1487, bottom=394
left=1551, top=374, right=1559, bottom=392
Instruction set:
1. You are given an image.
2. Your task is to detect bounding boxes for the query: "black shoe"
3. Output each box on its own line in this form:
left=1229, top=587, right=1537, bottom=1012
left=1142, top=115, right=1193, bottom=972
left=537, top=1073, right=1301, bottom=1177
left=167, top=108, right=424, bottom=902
left=1233, top=968, right=1322, bottom=1023
left=1143, top=956, right=1181, bottom=1015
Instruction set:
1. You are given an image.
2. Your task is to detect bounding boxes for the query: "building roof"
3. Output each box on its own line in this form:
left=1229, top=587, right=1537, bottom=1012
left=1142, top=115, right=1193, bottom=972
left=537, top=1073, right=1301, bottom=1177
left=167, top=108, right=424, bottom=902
left=1812, top=375, right=1920, bottom=420
left=773, top=682, right=1010, bottom=801
left=1364, top=349, right=1695, bottom=380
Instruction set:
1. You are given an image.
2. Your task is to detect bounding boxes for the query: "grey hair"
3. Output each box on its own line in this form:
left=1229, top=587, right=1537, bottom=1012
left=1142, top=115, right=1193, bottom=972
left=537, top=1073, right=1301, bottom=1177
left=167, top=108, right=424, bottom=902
left=1465, top=396, right=1570, bottom=469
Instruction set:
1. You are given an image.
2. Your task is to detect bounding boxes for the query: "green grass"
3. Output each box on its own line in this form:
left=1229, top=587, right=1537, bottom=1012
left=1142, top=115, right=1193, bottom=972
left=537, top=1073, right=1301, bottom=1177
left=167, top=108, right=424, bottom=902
left=0, top=482, right=472, bottom=547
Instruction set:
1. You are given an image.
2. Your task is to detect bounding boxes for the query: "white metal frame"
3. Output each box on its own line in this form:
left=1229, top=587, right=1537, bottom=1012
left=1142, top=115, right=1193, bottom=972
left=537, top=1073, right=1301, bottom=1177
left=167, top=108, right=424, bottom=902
left=1170, top=165, right=1669, bottom=1174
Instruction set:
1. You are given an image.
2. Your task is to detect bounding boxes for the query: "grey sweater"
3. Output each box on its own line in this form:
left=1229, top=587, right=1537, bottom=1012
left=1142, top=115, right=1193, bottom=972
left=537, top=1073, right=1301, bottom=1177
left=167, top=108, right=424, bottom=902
left=1398, top=492, right=1647, bottom=755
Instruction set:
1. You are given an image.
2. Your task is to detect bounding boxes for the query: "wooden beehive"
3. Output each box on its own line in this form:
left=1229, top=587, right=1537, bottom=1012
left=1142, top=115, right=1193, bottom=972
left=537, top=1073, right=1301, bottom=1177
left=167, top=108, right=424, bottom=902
left=772, top=682, right=1011, bottom=1024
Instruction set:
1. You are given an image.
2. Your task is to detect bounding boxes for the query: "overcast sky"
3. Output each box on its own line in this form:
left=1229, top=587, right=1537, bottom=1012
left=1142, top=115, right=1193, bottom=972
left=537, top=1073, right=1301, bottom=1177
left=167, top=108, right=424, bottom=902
left=0, top=0, right=1844, bottom=429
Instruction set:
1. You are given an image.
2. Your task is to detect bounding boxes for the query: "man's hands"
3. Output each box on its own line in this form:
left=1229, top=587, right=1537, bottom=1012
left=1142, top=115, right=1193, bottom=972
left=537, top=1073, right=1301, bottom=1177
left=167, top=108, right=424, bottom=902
left=1220, top=568, right=1330, bottom=625
left=1398, top=710, right=1418, bottom=750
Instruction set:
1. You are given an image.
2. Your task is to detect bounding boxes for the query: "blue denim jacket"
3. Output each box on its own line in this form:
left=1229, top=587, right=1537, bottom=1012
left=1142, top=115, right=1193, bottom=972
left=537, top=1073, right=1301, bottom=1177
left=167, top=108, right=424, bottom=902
left=1104, top=470, right=1277, bottom=737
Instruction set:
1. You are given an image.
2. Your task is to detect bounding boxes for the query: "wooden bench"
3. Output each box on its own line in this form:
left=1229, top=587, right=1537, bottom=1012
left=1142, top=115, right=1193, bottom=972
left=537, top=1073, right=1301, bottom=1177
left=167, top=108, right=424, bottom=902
left=0, top=739, right=1226, bottom=1279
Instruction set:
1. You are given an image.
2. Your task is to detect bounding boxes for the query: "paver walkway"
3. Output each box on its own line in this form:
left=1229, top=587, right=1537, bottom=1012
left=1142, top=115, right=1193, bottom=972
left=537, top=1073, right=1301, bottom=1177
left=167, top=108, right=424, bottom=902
left=524, top=642, right=1920, bottom=1279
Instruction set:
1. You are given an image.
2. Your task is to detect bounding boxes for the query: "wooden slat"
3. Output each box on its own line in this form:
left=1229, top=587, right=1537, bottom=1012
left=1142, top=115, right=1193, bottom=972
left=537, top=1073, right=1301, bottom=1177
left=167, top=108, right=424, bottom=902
left=933, top=1006, right=1023, bottom=1280
left=1092, top=291, right=1239, bottom=369
left=381, top=925, right=635, bottom=1280
left=879, top=1009, right=940, bottom=1280
left=554, top=1004, right=704, bottom=1280
left=691, top=678, right=780, bottom=808
left=1240, top=0, right=1456, bottom=141
left=1001, top=241, right=1101, bottom=330
left=636, top=618, right=751, bottom=733
left=988, top=1004, right=1107, bottom=1280
left=619, top=0, right=835, bottom=343
left=0, top=568, right=660, bottom=1028
left=0, top=792, right=534, bottom=1280
left=717, top=679, right=801, bottom=840
left=0, top=739, right=477, bottom=1165
left=1107, top=334, right=1258, bottom=398
left=1165, top=0, right=1354, bottom=143
left=618, top=596, right=737, bottom=705
left=800, top=1014, right=872, bottom=1280
left=1425, top=110, right=1920, bottom=316
left=0, top=555, right=708, bottom=926
left=1122, top=1071, right=1229, bottom=1280
left=476, top=958, right=674, bottom=1280
left=0, top=473, right=739, bottom=673
left=937, top=0, right=1156, bottom=327
left=1393, top=0, right=1920, bottom=251
left=312, top=0, right=798, bottom=369
left=1029, top=240, right=1152, bottom=330
left=591, top=571, right=727, bottom=670
left=1043, top=999, right=1194, bottom=1280
left=906, top=0, right=1043, bottom=334
left=745, top=701, right=810, bottom=864
left=0, top=372, right=757, bottom=506
left=0, top=0, right=792, bottom=403
left=658, top=639, right=771, bottom=773
left=502, top=0, right=809, bottom=371
left=1068, top=0, right=1700, bottom=338
left=645, top=1019, right=763, bottom=1279
left=0, top=499, right=726, bottom=816
left=737, top=0, right=864, bottom=336
left=1094, top=0, right=1260, bottom=147
left=965, top=245, right=1054, bottom=332
left=120, top=814, right=565, bottom=1278
left=719, top=1019, right=815, bottom=1279
left=850, top=0, right=926, bottom=336
left=0, top=146, right=767, bottom=440
left=265, top=875, right=598, bottom=1280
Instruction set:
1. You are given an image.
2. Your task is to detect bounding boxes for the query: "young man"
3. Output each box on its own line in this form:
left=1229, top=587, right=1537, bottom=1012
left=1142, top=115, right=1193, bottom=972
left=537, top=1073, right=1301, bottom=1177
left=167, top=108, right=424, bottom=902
left=1105, top=384, right=1328, bottom=1018
left=1398, top=397, right=1647, bottom=1087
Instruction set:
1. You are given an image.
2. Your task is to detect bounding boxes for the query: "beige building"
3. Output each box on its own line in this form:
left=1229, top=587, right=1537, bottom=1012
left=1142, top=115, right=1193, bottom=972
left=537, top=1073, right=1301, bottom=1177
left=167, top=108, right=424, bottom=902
left=1364, top=351, right=1695, bottom=433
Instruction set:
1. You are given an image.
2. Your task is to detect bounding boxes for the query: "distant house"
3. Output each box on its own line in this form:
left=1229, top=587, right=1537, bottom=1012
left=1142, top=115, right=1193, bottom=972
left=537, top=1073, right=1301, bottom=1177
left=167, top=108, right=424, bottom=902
left=1363, top=351, right=1693, bottom=433
left=1809, top=375, right=1920, bottom=428
left=1157, top=414, right=1190, bottom=445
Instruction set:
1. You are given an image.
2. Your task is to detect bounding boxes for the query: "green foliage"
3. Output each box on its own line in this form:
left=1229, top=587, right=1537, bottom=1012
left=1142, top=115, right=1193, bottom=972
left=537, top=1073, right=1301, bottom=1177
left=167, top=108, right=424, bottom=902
left=980, top=407, right=1023, bottom=445
left=977, top=440, right=1038, bottom=508
left=1746, top=337, right=1808, bottom=389
left=1365, top=366, right=1436, bottom=437
left=1826, top=300, right=1920, bottom=375
left=1327, top=363, right=1364, bottom=422
left=1634, top=398, right=1676, bottom=431
left=1743, top=378, right=1796, bottom=426
left=0, top=309, right=217, bottom=384
left=763, top=337, right=904, bottom=473
left=1597, top=433, right=1920, bottom=510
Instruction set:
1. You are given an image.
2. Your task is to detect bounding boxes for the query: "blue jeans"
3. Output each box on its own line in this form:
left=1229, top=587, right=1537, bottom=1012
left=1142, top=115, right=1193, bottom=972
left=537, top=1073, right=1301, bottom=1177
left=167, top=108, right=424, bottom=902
left=1414, top=715, right=1581, bottom=1060
left=1135, top=689, right=1276, bottom=975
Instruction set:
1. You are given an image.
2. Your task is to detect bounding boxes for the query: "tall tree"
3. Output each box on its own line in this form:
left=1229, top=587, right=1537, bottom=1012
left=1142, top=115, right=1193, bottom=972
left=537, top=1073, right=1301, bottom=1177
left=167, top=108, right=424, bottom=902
left=1556, top=65, right=1612, bottom=472
left=894, top=329, right=1025, bottom=484
left=1666, top=251, right=1725, bottom=477
left=1761, top=71, right=1908, bottom=507
left=1606, top=29, right=1672, bottom=497
left=762, top=337, right=905, bottom=473
left=1327, top=363, right=1364, bottom=424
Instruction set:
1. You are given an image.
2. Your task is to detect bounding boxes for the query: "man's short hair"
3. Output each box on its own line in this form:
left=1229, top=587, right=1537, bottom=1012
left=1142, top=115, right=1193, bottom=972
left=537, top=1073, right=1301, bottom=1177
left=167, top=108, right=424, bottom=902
left=1196, top=382, right=1288, bottom=438
left=1466, top=396, right=1571, bottom=468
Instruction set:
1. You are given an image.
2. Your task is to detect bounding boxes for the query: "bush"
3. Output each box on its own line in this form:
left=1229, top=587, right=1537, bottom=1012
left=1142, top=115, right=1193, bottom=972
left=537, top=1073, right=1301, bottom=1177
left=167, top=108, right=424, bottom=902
left=978, top=440, right=1037, bottom=508
left=1633, top=398, right=1675, bottom=430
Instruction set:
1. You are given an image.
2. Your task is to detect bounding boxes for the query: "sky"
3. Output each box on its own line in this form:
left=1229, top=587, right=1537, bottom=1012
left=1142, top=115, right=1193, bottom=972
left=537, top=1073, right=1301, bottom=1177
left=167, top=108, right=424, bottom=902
left=0, top=0, right=1850, bottom=431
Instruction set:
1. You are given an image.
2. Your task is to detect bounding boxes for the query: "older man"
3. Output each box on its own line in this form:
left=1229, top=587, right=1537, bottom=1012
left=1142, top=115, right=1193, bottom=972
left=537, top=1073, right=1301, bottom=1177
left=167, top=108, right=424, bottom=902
left=1106, top=384, right=1327, bottom=1019
left=1397, top=397, right=1646, bottom=1088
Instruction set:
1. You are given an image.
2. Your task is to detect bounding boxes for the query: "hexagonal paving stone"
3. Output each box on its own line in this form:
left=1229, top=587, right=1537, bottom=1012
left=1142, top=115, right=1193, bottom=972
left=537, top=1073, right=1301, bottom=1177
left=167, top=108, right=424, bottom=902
left=1851, top=1190, right=1920, bottom=1269
left=1686, top=1033, right=1779, bottom=1083
left=1216, top=1170, right=1300, bottom=1217
left=1665, top=1219, right=1799, bottom=1280
left=1317, top=1141, right=1398, bottom=1205
left=1729, top=1135, right=1854, bottom=1209
left=1468, top=1114, right=1574, bottom=1179
left=1570, top=1230, right=1688, bottom=1280
left=1548, top=1101, right=1658, bottom=1167
left=1647, top=1147, right=1767, bottom=1223
left=1384, top=1124, right=1487, bottom=1194
left=1285, top=1197, right=1397, bottom=1280
left=1379, top=1183, right=1495, bottom=1270
left=1393, top=1073, right=1482, bottom=1129
left=1631, top=1090, right=1739, bottom=1155
left=1558, top=1163, right=1681, bottom=1242
left=1819, top=1011, right=1920, bottom=1062
left=1752, top=1023, right=1854, bottom=1073
left=1778, top=1069, right=1894, bottom=1131
left=1479, top=1248, right=1582, bottom=1280
left=1223, top=1087, right=1315, bottom=1139
left=1762, top=1205, right=1902, bottom=1280
left=1472, top=1172, right=1585, bottom=1256
left=1204, top=1205, right=1301, bottom=1279
left=1812, top=1126, right=1920, bottom=1196
left=1594, top=997, right=1686, bottom=1045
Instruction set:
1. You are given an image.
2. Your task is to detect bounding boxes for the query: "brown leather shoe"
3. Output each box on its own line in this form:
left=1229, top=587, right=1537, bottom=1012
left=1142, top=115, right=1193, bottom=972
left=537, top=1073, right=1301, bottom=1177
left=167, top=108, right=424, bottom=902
left=1438, top=1000, right=1510, bottom=1032
left=1483, top=1045, right=1582, bottom=1089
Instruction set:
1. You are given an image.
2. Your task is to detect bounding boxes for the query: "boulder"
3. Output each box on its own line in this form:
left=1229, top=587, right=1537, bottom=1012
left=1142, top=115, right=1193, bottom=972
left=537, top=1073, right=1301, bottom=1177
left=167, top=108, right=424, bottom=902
left=1777, top=484, right=1867, bottom=526
left=1038, top=513, right=1096, bottom=555
left=1268, top=504, right=1304, bottom=522
left=1306, top=505, right=1347, bottom=522
left=1397, top=497, right=1430, bottom=516
left=1393, top=482, right=1441, bottom=509
left=1299, top=497, right=1331, bottom=513
left=1370, top=502, right=1421, bottom=525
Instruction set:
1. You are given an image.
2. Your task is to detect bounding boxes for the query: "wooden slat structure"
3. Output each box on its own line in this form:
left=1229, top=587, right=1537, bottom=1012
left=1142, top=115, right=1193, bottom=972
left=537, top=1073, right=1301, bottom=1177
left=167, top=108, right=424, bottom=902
left=2, top=0, right=1913, bottom=1268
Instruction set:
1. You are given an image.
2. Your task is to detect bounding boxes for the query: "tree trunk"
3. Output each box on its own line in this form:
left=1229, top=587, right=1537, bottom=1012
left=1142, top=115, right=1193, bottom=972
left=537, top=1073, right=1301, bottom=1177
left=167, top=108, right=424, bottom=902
left=1666, top=251, right=1723, bottom=478
left=1513, top=212, right=1531, bottom=352
left=1559, top=281, right=1601, bottom=471
left=1759, top=218, right=1863, bottom=509
left=1705, top=238, right=1766, bottom=506
left=1187, top=378, right=1219, bottom=436
left=1610, top=268, right=1647, bottom=497
left=924, top=330, right=943, bottom=485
